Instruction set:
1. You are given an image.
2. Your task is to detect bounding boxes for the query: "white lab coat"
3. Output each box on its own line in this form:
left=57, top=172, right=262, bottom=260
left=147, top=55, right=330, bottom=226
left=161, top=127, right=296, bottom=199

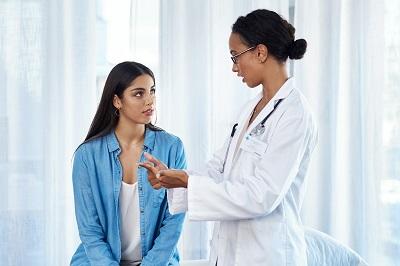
left=168, top=78, right=318, bottom=266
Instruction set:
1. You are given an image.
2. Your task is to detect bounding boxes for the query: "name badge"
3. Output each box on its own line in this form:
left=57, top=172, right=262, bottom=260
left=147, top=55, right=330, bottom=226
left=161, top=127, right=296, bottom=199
left=241, top=135, right=268, bottom=156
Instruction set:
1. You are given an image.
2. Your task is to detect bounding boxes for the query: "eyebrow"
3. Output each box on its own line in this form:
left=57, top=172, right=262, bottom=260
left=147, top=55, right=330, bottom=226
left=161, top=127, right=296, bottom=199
left=130, top=88, right=145, bottom=92
left=129, top=85, right=155, bottom=92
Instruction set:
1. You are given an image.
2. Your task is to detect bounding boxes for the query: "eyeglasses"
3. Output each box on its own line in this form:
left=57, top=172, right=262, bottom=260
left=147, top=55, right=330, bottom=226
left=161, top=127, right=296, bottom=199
left=230, top=46, right=256, bottom=64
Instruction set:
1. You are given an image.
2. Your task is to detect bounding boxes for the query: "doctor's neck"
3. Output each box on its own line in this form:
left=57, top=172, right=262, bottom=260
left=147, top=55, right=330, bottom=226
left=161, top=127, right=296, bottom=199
left=260, top=62, right=289, bottom=104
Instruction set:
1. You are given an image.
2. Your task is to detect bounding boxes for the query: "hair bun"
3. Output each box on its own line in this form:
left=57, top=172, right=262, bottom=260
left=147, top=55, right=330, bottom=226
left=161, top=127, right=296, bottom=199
left=288, top=39, right=307, bottom=60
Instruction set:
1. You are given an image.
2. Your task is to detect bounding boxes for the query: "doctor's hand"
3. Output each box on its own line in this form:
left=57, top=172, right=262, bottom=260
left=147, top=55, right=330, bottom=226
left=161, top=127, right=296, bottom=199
left=138, top=152, right=168, bottom=190
left=157, top=169, right=189, bottom=189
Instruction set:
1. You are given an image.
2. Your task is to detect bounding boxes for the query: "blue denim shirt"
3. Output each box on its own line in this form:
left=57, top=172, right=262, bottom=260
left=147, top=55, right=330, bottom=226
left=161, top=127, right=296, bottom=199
left=71, top=129, right=186, bottom=266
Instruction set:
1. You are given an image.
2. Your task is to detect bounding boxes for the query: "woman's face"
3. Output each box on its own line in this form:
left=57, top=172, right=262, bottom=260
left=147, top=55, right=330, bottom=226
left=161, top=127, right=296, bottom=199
left=114, top=74, right=156, bottom=125
left=229, top=32, right=263, bottom=88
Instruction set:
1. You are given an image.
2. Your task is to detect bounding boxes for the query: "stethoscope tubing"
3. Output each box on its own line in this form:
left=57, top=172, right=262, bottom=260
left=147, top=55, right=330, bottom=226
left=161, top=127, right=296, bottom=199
left=220, top=98, right=284, bottom=173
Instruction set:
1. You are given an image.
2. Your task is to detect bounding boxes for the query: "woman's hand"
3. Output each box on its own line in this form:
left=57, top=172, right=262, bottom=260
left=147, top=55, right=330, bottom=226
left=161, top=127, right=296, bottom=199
left=139, top=152, right=167, bottom=189
left=139, top=152, right=189, bottom=189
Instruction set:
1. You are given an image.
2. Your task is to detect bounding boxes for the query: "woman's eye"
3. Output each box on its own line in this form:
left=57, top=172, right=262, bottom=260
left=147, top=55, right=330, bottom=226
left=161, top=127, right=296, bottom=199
left=150, top=88, right=156, bottom=94
left=134, top=92, right=144, bottom=97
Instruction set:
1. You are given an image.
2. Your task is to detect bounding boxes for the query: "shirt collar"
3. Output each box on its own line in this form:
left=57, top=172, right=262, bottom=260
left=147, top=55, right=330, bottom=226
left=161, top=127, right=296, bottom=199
left=106, top=127, right=156, bottom=153
left=270, top=77, right=295, bottom=103
left=106, top=131, right=120, bottom=153
left=143, top=127, right=156, bottom=151
left=252, top=77, right=295, bottom=105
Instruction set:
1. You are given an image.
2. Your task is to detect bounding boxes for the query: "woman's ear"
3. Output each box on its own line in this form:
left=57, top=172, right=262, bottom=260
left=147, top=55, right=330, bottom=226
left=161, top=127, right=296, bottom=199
left=113, top=95, right=121, bottom=109
left=257, top=44, right=268, bottom=63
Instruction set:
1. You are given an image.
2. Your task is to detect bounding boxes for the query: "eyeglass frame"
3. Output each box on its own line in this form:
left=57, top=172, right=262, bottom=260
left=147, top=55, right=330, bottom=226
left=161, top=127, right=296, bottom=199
left=230, top=46, right=257, bottom=64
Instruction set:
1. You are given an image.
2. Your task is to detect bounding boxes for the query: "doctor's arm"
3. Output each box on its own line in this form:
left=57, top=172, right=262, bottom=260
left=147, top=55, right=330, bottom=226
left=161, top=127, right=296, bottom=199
left=141, top=139, right=186, bottom=266
left=186, top=110, right=315, bottom=220
left=199, top=135, right=231, bottom=181
left=72, top=147, right=119, bottom=265
left=141, top=134, right=232, bottom=214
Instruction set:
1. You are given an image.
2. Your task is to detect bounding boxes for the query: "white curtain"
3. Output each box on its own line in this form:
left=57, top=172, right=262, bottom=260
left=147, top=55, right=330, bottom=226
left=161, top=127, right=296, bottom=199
left=2, top=0, right=397, bottom=265
left=294, top=0, right=384, bottom=264
left=0, top=0, right=97, bottom=265
left=158, top=0, right=289, bottom=259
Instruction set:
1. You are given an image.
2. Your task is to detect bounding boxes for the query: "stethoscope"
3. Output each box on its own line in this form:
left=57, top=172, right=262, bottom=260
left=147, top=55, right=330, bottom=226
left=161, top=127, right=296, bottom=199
left=220, top=98, right=283, bottom=173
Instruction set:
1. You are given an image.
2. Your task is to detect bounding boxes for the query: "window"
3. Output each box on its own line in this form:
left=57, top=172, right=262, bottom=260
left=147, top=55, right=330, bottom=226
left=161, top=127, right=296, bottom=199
left=0, top=1, right=45, bottom=265
left=96, top=0, right=160, bottom=99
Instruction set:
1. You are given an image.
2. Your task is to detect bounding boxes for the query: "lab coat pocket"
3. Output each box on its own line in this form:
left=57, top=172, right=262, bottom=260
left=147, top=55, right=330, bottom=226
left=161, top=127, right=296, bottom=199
left=245, top=217, right=286, bottom=262
left=241, top=135, right=268, bottom=158
left=152, top=189, right=166, bottom=207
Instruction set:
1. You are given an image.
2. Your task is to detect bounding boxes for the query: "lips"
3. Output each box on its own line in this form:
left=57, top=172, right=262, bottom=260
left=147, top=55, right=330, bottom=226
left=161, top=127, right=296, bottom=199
left=142, top=108, right=154, bottom=116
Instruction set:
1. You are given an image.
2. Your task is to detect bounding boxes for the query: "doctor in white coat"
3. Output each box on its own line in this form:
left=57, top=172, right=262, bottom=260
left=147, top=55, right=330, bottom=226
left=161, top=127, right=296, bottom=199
left=140, top=9, right=318, bottom=266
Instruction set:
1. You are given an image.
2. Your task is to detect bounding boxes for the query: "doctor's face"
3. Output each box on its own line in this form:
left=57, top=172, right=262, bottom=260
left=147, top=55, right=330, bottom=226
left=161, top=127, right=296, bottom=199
left=229, top=33, right=263, bottom=88
left=113, top=74, right=156, bottom=125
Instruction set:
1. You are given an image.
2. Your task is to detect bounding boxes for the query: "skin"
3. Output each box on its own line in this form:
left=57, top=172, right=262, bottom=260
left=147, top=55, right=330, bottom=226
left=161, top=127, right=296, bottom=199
left=140, top=153, right=188, bottom=189
left=114, top=74, right=156, bottom=184
left=140, top=32, right=290, bottom=189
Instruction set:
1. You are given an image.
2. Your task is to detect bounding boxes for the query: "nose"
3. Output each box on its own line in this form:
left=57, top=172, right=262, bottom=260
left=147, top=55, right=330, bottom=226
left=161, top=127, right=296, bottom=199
left=145, top=93, right=155, bottom=106
left=232, top=63, right=238, bottom=73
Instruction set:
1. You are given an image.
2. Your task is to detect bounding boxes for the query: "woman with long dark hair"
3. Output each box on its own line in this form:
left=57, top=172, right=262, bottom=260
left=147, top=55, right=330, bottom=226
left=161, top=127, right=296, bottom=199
left=70, top=61, right=186, bottom=266
left=140, top=9, right=318, bottom=266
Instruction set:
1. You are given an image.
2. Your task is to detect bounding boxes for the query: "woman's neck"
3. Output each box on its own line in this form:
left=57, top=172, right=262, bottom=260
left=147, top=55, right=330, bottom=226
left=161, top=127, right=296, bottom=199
left=261, top=64, right=289, bottom=104
left=114, top=121, right=145, bottom=149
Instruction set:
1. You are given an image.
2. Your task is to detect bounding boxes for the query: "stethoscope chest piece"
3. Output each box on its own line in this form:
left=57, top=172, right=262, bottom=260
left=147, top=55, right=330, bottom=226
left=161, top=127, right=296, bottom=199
left=221, top=98, right=284, bottom=173
left=250, top=123, right=265, bottom=137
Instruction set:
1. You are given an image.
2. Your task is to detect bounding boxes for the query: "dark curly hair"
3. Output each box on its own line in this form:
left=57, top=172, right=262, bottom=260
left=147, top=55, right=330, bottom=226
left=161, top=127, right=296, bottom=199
left=232, top=9, right=307, bottom=62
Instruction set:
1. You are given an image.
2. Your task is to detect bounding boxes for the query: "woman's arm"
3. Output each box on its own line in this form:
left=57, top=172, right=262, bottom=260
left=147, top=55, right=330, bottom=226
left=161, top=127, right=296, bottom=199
left=72, top=147, right=119, bottom=265
left=186, top=108, right=317, bottom=220
left=141, top=206, right=185, bottom=266
left=155, top=107, right=317, bottom=221
left=141, top=138, right=186, bottom=266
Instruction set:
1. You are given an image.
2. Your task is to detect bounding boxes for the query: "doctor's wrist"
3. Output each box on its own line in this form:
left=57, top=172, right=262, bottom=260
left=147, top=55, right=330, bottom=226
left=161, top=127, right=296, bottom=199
left=182, top=170, right=190, bottom=188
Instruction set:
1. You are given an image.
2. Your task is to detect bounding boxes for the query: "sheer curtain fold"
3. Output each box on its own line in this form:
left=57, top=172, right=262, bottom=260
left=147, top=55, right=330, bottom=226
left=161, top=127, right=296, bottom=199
left=44, top=1, right=97, bottom=265
left=0, top=0, right=97, bottom=265
left=294, top=0, right=383, bottom=264
left=44, top=0, right=97, bottom=155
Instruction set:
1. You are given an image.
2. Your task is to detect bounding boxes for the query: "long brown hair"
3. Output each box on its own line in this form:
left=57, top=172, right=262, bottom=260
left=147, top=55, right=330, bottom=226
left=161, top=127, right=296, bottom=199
left=84, top=61, right=162, bottom=144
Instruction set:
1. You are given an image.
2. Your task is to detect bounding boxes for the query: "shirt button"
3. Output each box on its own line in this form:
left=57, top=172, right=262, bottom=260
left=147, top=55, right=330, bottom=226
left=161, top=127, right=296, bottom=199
left=140, top=209, right=144, bottom=213
left=139, top=187, right=142, bottom=191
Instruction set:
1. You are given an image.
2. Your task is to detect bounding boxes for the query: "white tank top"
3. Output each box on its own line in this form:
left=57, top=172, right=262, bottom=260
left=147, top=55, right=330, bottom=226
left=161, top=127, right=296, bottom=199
left=119, top=181, right=142, bottom=265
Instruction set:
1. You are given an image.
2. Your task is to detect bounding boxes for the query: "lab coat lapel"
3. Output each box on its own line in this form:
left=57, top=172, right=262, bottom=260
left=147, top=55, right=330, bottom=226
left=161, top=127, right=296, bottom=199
left=245, top=99, right=275, bottom=138
left=223, top=94, right=262, bottom=178
left=245, top=78, right=295, bottom=138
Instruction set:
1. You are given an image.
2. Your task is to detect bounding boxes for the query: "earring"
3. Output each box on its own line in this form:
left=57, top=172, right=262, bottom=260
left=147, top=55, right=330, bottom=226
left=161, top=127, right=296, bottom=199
left=114, top=108, right=120, bottom=117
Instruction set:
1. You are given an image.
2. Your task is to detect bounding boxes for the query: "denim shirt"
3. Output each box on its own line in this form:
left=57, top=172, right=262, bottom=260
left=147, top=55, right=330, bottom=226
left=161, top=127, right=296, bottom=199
left=70, top=129, right=186, bottom=266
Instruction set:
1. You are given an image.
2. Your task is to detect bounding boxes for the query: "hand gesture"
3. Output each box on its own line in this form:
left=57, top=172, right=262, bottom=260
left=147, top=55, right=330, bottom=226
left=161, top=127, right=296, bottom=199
left=138, top=152, right=167, bottom=190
